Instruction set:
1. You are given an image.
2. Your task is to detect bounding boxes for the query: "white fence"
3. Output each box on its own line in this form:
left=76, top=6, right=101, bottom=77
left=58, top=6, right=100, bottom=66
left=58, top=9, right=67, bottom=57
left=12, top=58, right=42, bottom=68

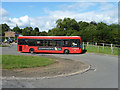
left=82, top=42, right=120, bottom=54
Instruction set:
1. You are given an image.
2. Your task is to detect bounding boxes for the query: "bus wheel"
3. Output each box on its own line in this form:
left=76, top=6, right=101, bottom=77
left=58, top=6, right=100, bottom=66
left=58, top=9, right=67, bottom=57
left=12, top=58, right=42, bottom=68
left=64, top=49, right=69, bottom=54
left=29, top=48, right=34, bottom=54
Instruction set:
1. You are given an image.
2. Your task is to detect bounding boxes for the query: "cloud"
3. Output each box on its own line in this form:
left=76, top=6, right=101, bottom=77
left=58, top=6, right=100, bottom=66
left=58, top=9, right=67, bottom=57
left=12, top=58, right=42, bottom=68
left=2, top=15, right=57, bottom=31
left=67, top=2, right=97, bottom=11
left=2, top=15, right=31, bottom=28
left=99, top=2, right=117, bottom=11
left=30, top=16, right=56, bottom=31
left=47, top=7, right=118, bottom=24
left=0, top=7, right=9, bottom=17
left=0, top=6, right=9, bottom=23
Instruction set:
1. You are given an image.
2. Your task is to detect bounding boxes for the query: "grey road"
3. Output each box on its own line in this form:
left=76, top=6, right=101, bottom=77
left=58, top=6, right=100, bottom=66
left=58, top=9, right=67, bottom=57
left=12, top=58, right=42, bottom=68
left=1, top=44, right=118, bottom=88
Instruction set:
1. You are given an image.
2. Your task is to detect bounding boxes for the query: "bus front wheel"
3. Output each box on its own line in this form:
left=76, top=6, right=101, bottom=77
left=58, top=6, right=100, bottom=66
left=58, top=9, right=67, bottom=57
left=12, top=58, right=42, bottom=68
left=64, top=49, right=69, bottom=54
left=29, top=48, right=34, bottom=54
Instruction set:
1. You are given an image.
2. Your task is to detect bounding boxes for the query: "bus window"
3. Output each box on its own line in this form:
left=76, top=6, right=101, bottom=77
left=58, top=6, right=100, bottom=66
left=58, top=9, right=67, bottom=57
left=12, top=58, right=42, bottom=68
left=18, top=39, right=27, bottom=45
left=48, top=40, right=53, bottom=46
left=44, top=40, right=48, bottom=46
left=28, top=39, right=36, bottom=46
left=54, top=40, right=62, bottom=47
left=71, top=39, right=80, bottom=47
left=18, top=39, right=24, bottom=45
left=62, top=40, right=71, bottom=47
left=24, top=39, right=28, bottom=45
left=36, top=40, right=43, bottom=46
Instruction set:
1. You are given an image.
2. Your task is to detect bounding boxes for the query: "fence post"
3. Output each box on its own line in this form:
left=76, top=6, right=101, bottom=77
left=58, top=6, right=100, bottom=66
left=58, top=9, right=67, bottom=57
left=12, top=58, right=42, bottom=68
left=83, top=42, right=84, bottom=50
left=111, top=44, right=112, bottom=49
left=111, top=44, right=113, bottom=53
left=87, top=42, right=89, bottom=46
left=97, top=46, right=99, bottom=52
left=103, top=43, right=104, bottom=49
left=95, top=42, right=97, bottom=46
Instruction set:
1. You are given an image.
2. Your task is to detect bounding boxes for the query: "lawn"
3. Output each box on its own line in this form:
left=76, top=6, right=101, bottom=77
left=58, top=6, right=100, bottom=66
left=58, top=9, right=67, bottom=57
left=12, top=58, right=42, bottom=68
left=0, top=44, right=10, bottom=47
left=2, top=55, right=55, bottom=69
left=83, top=45, right=119, bottom=56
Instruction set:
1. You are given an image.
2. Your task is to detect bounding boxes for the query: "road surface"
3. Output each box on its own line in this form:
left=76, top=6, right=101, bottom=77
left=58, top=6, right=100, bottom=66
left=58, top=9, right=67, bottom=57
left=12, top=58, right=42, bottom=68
left=1, top=44, right=118, bottom=88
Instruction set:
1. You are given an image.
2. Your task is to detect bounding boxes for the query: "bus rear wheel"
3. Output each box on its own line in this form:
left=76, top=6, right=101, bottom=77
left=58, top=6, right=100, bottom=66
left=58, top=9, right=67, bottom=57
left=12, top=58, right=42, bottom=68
left=29, top=48, right=34, bottom=54
left=64, top=49, right=69, bottom=54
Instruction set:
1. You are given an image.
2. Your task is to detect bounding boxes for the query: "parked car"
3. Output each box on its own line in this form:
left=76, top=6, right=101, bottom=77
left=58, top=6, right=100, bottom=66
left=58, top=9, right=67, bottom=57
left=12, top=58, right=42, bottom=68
left=4, top=39, right=8, bottom=43
left=4, top=39, right=13, bottom=43
left=9, top=39, right=14, bottom=43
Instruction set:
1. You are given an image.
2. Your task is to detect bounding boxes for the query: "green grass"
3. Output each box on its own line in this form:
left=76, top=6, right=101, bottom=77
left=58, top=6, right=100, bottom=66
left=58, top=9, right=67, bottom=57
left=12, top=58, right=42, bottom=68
left=83, top=45, right=119, bottom=56
left=2, top=55, right=55, bottom=69
left=0, top=44, right=10, bottom=47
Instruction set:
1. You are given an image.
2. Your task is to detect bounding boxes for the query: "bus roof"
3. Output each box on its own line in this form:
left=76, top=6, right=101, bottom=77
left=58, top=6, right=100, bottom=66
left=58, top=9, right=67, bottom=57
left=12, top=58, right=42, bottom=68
left=17, top=36, right=81, bottom=39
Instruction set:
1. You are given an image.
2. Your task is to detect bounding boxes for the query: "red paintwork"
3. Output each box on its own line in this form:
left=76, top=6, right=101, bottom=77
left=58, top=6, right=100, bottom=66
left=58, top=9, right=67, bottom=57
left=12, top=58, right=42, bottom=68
left=17, top=36, right=82, bottom=53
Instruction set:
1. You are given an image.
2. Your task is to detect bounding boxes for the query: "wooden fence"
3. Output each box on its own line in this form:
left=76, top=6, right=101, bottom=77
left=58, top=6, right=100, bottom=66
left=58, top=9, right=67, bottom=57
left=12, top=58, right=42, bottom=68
left=82, top=42, right=120, bottom=54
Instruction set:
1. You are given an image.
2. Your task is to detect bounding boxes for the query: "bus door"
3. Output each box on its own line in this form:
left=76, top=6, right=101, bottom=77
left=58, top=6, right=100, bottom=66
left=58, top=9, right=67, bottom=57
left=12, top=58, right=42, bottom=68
left=18, top=39, right=23, bottom=51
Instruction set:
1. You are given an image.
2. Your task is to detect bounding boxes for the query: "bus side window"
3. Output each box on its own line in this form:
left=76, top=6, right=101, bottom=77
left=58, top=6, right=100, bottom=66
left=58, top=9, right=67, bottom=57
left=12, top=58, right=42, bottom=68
left=44, top=40, right=48, bottom=46
left=77, top=39, right=80, bottom=47
left=48, top=40, right=53, bottom=46
left=71, top=39, right=80, bottom=47
left=62, top=40, right=71, bottom=47
left=54, top=40, right=62, bottom=47
left=28, top=39, right=36, bottom=46
left=18, top=39, right=25, bottom=45
left=36, top=40, right=43, bottom=46
left=24, top=39, right=28, bottom=45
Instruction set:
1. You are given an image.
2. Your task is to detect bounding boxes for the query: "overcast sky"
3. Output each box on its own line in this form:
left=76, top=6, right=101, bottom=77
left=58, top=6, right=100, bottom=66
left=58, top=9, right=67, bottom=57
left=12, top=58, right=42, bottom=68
left=1, top=1, right=119, bottom=32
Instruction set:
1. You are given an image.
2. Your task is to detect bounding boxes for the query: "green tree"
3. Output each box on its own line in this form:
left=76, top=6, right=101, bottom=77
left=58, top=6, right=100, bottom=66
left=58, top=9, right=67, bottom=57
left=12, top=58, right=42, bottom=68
left=40, top=31, right=48, bottom=36
left=22, top=27, right=33, bottom=36
left=1, top=24, right=10, bottom=36
left=96, top=22, right=111, bottom=43
left=109, top=24, right=119, bottom=44
left=31, top=30, right=36, bottom=36
left=48, top=28, right=58, bottom=36
left=13, top=25, right=21, bottom=34
left=34, top=27, right=39, bottom=32
left=78, top=21, right=89, bottom=31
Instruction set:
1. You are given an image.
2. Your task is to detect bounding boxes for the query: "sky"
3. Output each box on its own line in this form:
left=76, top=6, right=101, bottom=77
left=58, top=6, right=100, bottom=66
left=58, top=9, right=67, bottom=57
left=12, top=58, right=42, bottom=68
left=0, top=2, right=119, bottom=32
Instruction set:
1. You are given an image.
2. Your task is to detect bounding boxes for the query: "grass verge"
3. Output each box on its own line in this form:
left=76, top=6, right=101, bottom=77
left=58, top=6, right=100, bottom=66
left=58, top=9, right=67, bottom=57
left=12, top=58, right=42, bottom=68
left=0, top=45, right=10, bottom=47
left=83, top=45, right=119, bottom=56
left=2, top=55, right=55, bottom=69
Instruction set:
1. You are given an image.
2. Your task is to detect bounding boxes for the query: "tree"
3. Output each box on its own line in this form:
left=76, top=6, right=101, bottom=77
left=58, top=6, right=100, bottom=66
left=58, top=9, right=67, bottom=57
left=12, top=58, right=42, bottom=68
left=48, top=28, right=58, bottom=36
left=34, top=27, right=39, bottom=32
left=90, top=21, right=97, bottom=26
left=31, top=30, right=36, bottom=36
left=13, top=25, right=21, bottom=34
left=22, top=27, right=33, bottom=36
left=56, top=19, right=63, bottom=28
left=1, top=24, right=10, bottom=36
left=78, top=21, right=89, bottom=31
left=96, top=22, right=111, bottom=43
left=40, top=31, right=48, bottom=36
left=82, top=24, right=97, bottom=42
left=109, top=24, right=119, bottom=44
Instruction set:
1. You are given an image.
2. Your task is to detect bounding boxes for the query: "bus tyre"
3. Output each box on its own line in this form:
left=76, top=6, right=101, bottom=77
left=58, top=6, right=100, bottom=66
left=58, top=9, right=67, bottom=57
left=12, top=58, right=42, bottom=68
left=29, top=48, right=34, bottom=54
left=64, top=49, right=69, bottom=54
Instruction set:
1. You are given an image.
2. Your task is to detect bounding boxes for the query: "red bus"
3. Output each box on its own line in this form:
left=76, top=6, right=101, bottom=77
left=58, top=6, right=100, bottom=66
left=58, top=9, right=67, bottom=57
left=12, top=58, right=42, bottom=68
left=17, top=36, right=82, bottom=54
